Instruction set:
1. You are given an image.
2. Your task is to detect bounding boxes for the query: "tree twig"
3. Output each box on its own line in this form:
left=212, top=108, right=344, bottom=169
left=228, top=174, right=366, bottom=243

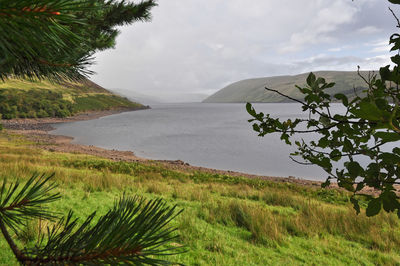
left=389, top=7, right=400, bottom=28
left=0, top=219, right=26, bottom=263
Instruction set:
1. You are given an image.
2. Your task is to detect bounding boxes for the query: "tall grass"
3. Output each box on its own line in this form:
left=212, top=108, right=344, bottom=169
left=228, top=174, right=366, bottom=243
left=0, top=132, right=400, bottom=265
left=198, top=197, right=399, bottom=251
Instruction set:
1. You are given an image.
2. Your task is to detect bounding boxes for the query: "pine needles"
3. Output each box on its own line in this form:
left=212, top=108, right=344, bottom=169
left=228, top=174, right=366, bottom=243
left=0, top=174, right=184, bottom=265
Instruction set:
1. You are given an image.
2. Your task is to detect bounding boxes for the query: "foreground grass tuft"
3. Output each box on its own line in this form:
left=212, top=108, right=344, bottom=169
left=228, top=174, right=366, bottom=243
left=0, top=132, right=399, bottom=265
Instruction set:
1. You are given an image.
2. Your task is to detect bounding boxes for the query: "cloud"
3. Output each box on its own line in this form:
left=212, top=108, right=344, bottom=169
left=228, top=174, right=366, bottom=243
left=292, top=54, right=391, bottom=73
left=365, top=39, right=391, bottom=53
left=357, top=26, right=382, bottom=35
left=279, top=1, right=359, bottom=53
left=328, top=48, right=343, bottom=52
left=90, top=0, right=397, bottom=102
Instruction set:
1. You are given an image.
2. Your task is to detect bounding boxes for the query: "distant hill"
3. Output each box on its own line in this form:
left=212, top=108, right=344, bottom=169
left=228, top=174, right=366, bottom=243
left=109, top=88, right=163, bottom=105
left=0, top=78, right=146, bottom=119
left=203, top=71, right=375, bottom=103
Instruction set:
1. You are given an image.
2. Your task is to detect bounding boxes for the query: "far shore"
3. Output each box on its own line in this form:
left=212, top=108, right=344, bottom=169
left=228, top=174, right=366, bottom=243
left=0, top=106, right=149, bottom=131
left=0, top=108, right=383, bottom=195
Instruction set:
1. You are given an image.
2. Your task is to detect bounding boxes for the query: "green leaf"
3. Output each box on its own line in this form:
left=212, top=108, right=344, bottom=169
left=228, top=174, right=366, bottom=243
left=391, top=54, right=400, bottom=65
left=329, top=149, right=342, bottom=161
left=280, top=133, right=291, bottom=145
left=381, top=191, right=399, bottom=212
left=318, top=137, right=329, bottom=148
left=334, top=93, right=348, bottom=106
left=380, top=65, right=391, bottom=81
left=350, top=197, right=360, bottom=214
left=390, top=34, right=400, bottom=50
left=322, top=178, right=331, bottom=188
left=246, top=102, right=256, bottom=117
left=366, top=198, right=382, bottom=217
left=350, top=102, right=383, bottom=121
left=375, top=132, right=400, bottom=143
left=393, top=147, right=400, bottom=155
left=324, top=82, right=335, bottom=89
left=338, top=179, right=355, bottom=192
left=306, top=72, right=316, bottom=86
left=378, top=152, right=400, bottom=164
left=389, top=0, right=400, bottom=5
left=375, top=98, right=389, bottom=110
left=252, top=123, right=260, bottom=132
left=316, top=77, right=326, bottom=86
left=366, top=163, right=379, bottom=180
left=342, top=138, right=353, bottom=153
left=346, top=161, right=363, bottom=178
left=319, top=115, right=330, bottom=127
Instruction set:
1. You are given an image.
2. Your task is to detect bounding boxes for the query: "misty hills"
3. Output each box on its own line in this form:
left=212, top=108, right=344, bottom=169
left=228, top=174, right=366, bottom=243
left=113, top=89, right=209, bottom=104
left=203, top=71, right=375, bottom=103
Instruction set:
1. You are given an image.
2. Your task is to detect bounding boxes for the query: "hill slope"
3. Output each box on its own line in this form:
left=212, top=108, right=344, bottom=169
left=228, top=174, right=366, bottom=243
left=203, top=71, right=374, bottom=103
left=0, top=78, right=146, bottom=119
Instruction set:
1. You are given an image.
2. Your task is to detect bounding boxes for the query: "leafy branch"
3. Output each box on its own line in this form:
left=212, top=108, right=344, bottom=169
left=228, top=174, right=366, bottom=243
left=247, top=4, right=400, bottom=217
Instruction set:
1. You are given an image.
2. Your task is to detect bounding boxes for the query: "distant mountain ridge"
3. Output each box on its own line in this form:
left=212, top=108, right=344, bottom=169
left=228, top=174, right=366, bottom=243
left=203, top=71, right=376, bottom=103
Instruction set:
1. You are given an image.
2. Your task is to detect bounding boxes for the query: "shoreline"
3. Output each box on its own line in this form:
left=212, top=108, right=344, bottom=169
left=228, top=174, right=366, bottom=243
left=0, top=107, right=149, bottom=131
left=15, top=129, right=324, bottom=187
left=1, top=108, right=325, bottom=187
left=0, top=109, right=383, bottom=194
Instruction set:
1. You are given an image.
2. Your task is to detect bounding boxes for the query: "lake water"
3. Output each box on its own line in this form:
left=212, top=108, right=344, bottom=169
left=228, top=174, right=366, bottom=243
left=50, top=103, right=329, bottom=181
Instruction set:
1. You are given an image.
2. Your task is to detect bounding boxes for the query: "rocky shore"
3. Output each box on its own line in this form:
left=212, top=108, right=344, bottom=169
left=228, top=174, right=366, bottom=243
left=1, top=107, right=147, bottom=131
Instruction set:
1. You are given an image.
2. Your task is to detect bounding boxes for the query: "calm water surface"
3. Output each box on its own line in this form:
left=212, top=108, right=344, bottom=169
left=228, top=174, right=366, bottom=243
left=51, top=103, right=329, bottom=181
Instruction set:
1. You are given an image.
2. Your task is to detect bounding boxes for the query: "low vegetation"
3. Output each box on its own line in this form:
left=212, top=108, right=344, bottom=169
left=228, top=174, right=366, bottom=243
left=0, top=78, right=144, bottom=119
left=0, top=131, right=399, bottom=265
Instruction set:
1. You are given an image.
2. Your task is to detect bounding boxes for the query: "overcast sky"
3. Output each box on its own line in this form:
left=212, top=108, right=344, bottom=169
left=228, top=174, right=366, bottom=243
left=90, top=0, right=399, bottom=102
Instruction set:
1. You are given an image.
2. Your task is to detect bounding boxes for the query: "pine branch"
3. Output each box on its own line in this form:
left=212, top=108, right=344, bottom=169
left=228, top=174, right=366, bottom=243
left=0, top=218, right=26, bottom=263
left=21, top=196, right=184, bottom=265
left=0, top=173, right=60, bottom=233
left=0, top=0, right=95, bottom=81
left=0, top=174, right=183, bottom=264
left=0, top=0, right=158, bottom=81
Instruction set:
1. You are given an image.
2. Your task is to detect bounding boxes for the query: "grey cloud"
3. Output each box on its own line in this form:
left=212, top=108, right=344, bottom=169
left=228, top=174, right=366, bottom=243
left=90, top=0, right=398, bottom=102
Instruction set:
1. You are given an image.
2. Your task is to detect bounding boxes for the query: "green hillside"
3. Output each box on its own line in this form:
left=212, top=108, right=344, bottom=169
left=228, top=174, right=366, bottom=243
left=0, top=78, right=146, bottom=119
left=203, top=71, right=375, bottom=103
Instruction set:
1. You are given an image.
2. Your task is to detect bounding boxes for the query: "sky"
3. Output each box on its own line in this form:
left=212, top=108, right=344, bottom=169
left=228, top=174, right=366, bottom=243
left=90, top=0, right=399, bottom=102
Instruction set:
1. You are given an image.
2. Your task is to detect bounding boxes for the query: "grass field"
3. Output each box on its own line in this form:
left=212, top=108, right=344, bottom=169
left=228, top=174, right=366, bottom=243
left=0, top=78, right=144, bottom=119
left=0, top=131, right=399, bottom=265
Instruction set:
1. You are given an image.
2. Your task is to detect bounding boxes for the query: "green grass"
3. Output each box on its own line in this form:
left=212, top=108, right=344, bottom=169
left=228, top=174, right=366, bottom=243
left=73, top=94, right=143, bottom=112
left=0, top=78, right=106, bottom=94
left=0, top=78, right=145, bottom=119
left=0, top=132, right=399, bottom=265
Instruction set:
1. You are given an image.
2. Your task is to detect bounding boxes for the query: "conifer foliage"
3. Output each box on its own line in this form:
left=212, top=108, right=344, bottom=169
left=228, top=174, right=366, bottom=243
left=0, top=174, right=183, bottom=265
left=0, top=0, right=184, bottom=264
left=0, top=0, right=157, bottom=80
